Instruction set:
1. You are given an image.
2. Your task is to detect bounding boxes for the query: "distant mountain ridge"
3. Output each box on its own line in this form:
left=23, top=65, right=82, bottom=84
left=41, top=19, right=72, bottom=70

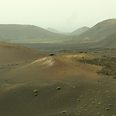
left=66, top=18, right=116, bottom=43
left=46, top=27, right=64, bottom=33
left=71, top=26, right=90, bottom=35
left=47, top=26, right=90, bottom=35
left=0, top=24, right=66, bottom=43
left=1, top=19, right=116, bottom=45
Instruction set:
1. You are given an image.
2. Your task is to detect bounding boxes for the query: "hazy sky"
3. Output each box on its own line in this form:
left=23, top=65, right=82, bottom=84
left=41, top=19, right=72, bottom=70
left=0, top=0, right=116, bottom=32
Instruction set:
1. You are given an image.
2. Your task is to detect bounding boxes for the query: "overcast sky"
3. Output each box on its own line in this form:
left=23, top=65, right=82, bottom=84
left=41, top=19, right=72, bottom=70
left=0, top=0, right=116, bottom=32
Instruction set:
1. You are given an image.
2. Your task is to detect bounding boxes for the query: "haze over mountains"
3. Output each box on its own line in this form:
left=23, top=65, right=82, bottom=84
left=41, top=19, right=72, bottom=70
left=0, top=24, right=66, bottom=43
left=0, top=18, right=116, bottom=48
left=0, top=24, right=90, bottom=43
left=67, top=19, right=116, bottom=44
left=71, top=26, right=90, bottom=35
left=47, top=26, right=90, bottom=35
left=46, top=27, right=68, bottom=34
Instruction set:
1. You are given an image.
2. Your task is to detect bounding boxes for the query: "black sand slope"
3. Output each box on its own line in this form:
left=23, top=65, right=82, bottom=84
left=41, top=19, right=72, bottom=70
left=0, top=47, right=116, bottom=116
left=0, top=78, right=116, bottom=116
left=0, top=41, right=116, bottom=116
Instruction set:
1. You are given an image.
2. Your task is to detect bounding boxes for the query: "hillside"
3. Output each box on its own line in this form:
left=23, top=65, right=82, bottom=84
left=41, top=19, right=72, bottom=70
left=66, top=18, right=116, bottom=43
left=1, top=51, right=116, bottom=116
left=0, top=24, right=66, bottom=43
left=0, top=41, right=48, bottom=64
left=71, top=26, right=90, bottom=35
left=95, top=32, right=116, bottom=48
left=47, top=27, right=90, bottom=35
left=0, top=41, right=116, bottom=116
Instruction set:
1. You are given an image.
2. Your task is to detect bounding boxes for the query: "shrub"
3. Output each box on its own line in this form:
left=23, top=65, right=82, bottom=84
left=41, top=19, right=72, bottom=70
left=80, top=95, right=83, bottom=98
left=106, top=108, right=109, bottom=111
left=61, top=110, right=66, bottom=113
left=34, top=93, right=37, bottom=96
left=33, top=89, right=38, bottom=96
left=33, top=89, right=38, bottom=93
left=56, top=86, right=61, bottom=90
left=73, top=86, right=75, bottom=88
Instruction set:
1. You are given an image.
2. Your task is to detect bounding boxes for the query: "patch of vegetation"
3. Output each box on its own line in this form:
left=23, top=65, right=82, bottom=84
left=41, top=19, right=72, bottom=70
left=61, top=110, right=67, bottom=113
left=77, top=99, right=80, bottom=101
left=92, top=102, right=95, bottom=105
left=96, top=105, right=98, bottom=108
left=33, top=89, right=38, bottom=93
left=56, top=86, right=61, bottom=90
left=80, top=95, right=83, bottom=98
left=78, top=57, right=116, bottom=77
left=84, top=104, right=87, bottom=107
left=34, top=93, right=37, bottom=96
left=79, top=112, right=82, bottom=115
left=106, top=90, right=109, bottom=93
left=106, top=108, right=110, bottom=111
left=33, top=89, right=38, bottom=96
left=98, top=102, right=101, bottom=105
left=73, top=86, right=76, bottom=88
